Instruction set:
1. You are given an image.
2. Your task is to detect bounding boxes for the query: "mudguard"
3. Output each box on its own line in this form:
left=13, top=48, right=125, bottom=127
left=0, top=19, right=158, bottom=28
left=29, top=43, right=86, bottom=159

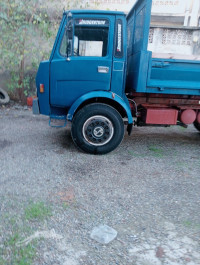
left=67, top=91, right=133, bottom=124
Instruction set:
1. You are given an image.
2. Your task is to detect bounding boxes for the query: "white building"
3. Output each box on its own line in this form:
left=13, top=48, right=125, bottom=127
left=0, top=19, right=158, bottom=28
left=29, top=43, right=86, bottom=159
left=86, top=0, right=200, bottom=59
left=86, top=0, right=200, bottom=27
left=53, top=0, right=200, bottom=59
left=149, top=0, right=200, bottom=59
left=151, top=0, right=200, bottom=27
left=85, top=0, right=135, bottom=12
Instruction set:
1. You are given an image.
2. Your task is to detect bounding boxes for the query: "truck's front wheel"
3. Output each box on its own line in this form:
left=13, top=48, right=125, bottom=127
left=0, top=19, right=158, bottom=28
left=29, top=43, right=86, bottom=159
left=71, top=103, right=124, bottom=154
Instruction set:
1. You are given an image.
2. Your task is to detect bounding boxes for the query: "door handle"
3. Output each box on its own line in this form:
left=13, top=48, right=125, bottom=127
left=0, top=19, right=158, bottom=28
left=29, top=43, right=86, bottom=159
left=98, top=66, right=109, bottom=73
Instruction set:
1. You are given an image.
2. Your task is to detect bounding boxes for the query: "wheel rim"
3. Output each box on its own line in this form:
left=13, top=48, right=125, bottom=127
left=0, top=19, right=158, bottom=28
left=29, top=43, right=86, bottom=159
left=82, top=115, right=114, bottom=146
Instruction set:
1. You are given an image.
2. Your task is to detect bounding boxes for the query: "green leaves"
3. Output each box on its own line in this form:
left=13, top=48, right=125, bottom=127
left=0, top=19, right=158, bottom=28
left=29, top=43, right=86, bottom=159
left=0, top=0, right=55, bottom=99
left=0, top=0, right=88, bottom=100
left=24, top=202, right=52, bottom=221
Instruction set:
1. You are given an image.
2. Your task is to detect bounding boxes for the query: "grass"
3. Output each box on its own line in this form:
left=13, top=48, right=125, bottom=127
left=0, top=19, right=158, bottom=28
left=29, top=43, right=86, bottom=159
left=0, top=201, right=53, bottom=265
left=5, top=232, right=20, bottom=247
left=183, top=220, right=200, bottom=229
left=175, top=161, right=191, bottom=170
left=183, top=220, right=192, bottom=227
left=14, top=244, right=36, bottom=265
left=128, top=150, right=146, bottom=157
left=1, top=232, right=36, bottom=265
left=62, top=202, right=70, bottom=209
left=148, top=145, right=164, bottom=157
left=24, top=202, right=52, bottom=221
left=127, top=145, right=165, bottom=158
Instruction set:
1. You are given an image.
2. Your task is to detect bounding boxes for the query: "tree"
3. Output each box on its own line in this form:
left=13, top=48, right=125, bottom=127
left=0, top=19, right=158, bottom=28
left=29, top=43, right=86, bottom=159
left=0, top=0, right=54, bottom=102
left=0, top=0, right=89, bottom=102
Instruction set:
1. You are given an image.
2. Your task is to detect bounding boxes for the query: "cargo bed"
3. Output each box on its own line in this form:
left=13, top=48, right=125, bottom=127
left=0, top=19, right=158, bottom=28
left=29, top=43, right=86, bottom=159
left=126, top=0, right=200, bottom=96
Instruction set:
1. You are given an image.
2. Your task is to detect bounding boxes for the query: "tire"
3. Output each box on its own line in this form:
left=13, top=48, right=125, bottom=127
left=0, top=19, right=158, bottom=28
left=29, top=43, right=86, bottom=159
left=0, top=88, right=10, bottom=105
left=71, top=103, right=125, bottom=154
left=194, top=121, right=200, bottom=132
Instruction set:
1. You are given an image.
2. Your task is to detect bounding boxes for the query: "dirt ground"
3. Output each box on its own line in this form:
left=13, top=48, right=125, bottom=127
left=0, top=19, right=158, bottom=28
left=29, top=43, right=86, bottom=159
left=0, top=106, right=200, bottom=265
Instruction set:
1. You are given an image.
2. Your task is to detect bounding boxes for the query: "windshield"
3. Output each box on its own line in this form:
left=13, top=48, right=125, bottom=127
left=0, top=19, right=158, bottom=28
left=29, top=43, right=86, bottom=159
left=60, top=18, right=109, bottom=57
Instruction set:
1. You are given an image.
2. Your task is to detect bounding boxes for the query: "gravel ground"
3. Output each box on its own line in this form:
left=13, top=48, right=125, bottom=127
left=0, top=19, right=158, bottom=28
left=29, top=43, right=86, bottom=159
left=0, top=105, right=200, bottom=265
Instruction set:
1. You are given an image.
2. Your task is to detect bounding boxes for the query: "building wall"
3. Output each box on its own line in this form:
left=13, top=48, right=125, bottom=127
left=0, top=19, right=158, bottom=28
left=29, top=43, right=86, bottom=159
left=148, top=0, right=200, bottom=59
left=152, top=0, right=187, bottom=14
left=85, top=0, right=135, bottom=12
left=86, top=0, right=200, bottom=27
left=151, top=0, right=200, bottom=27
left=148, top=27, right=200, bottom=60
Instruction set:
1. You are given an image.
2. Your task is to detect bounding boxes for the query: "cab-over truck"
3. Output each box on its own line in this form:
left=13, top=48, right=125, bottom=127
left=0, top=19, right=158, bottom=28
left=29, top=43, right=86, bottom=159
left=33, top=0, right=200, bottom=154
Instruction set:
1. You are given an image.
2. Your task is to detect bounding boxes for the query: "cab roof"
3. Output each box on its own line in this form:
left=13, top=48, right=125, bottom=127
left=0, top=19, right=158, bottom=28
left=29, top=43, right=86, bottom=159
left=64, top=9, right=125, bottom=16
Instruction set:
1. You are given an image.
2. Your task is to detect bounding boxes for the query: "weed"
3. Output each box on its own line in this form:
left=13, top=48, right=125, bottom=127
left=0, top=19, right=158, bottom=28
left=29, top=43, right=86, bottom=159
left=183, top=220, right=200, bottom=229
left=1, top=233, right=36, bottom=265
left=148, top=145, right=164, bottom=157
left=0, top=201, right=53, bottom=264
left=179, top=126, right=187, bottom=131
left=62, top=202, right=70, bottom=209
left=183, top=220, right=192, bottom=227
left=25, top=202, right=52, bottom=221
left=128, top=150, right=137, bottom=157
left=0, top=258, right=5, bottom=265
left=128, top=150, right=146, bottom=157
left=10, top=217, right=18, bottom=227
left=14, top=244, right=36, bottom=265
left=175, top=161, right=190, bottom=169
left=5, top=232, right=20, bottom=247
left=0, top=251, right=5, bottom=265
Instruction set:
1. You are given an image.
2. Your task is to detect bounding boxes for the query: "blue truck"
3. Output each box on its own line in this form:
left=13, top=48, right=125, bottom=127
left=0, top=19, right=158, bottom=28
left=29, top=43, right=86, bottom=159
left=33, top=0, right=200, bottom=154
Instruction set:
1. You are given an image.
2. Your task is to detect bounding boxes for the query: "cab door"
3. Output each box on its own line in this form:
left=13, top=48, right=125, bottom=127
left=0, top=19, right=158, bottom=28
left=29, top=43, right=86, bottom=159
left=50, top=15, right=115, bottom=108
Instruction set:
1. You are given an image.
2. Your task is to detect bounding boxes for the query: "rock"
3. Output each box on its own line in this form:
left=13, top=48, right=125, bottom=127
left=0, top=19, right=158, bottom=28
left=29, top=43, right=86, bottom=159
left=90, top=225, right=118, bottom=244
left=156, top=246, right=165, bottom=258
left=14, top=105, right=21, bottom=110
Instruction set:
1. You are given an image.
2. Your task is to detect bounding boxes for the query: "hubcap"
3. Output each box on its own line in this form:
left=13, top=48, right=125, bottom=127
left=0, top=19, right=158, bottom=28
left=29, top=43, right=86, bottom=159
left=93, top=126, right=104, bottom=138
left=82, top=115, right=114, bottom=146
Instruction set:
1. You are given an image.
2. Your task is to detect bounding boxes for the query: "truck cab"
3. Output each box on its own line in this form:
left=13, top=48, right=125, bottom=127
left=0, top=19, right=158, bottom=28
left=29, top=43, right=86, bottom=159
left=35, top=10, right=133, bottom=154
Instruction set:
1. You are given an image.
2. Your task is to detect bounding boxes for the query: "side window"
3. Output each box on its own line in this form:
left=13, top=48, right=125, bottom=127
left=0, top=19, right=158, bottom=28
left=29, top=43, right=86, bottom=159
left=60, top=33, right=67, bottom=56
left=60, top=20, right=73, bottom=57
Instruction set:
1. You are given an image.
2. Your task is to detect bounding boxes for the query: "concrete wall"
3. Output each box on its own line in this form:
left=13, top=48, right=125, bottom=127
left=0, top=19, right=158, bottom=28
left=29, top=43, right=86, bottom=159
left=148, top=0, right=200, bottom=59
left=84, top=0, right=135, bottom=12
left=85, top=0, right=200, bottom=28
left=151, top=0, right=200, bottom=27
left=148, top=27, right=200, bottom=60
